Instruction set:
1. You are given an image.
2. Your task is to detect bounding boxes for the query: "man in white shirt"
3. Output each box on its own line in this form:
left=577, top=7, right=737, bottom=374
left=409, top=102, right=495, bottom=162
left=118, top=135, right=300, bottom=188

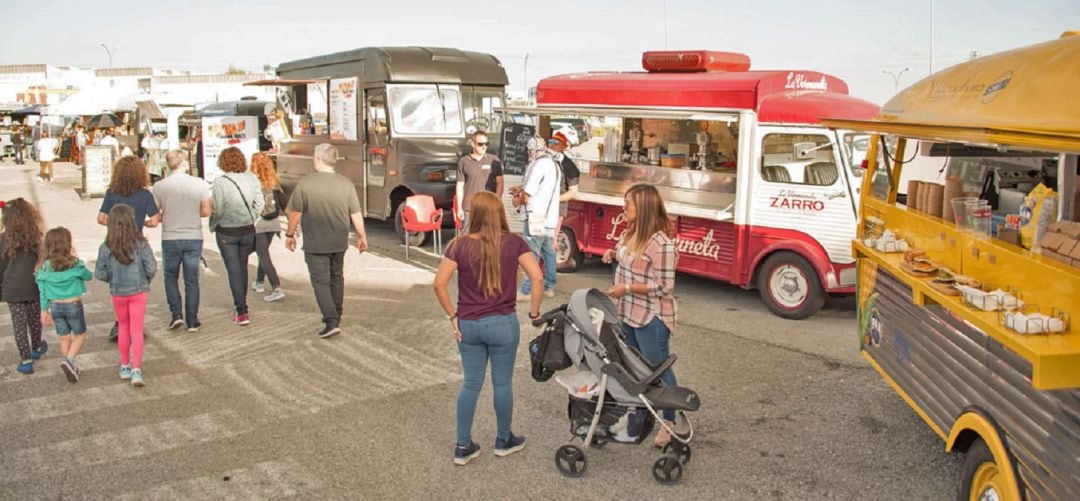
left=512, top=136, right=561, bottom=300
left=99, top=128, right=120, bottom=157
left=36, top=129, right=59, bottom=182
left=153, top=150, right=212, bottom=332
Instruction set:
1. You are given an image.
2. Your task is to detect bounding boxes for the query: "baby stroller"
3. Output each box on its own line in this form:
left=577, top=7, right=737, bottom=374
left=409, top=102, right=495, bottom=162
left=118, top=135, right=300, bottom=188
left=529, top=288, right=700, bottom=484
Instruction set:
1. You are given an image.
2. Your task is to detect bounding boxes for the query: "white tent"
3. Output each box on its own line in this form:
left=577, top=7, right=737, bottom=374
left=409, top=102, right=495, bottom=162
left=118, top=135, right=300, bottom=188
left=46, top=87, right=135, bottom=116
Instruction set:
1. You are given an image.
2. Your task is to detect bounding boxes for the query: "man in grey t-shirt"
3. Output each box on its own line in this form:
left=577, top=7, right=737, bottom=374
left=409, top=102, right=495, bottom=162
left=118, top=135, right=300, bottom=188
left=285, top=143, right=367, bottom=338
left=153, top=150, right=211, bottom=332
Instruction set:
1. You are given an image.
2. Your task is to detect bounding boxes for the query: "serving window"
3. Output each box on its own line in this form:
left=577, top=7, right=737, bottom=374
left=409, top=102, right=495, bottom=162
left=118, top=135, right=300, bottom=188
left=281, top=82, right=329, bottom=136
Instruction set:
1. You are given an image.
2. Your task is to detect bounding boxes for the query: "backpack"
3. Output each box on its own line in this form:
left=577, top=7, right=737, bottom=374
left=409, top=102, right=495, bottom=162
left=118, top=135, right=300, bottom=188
left=260, top=188, right=287, bottom=220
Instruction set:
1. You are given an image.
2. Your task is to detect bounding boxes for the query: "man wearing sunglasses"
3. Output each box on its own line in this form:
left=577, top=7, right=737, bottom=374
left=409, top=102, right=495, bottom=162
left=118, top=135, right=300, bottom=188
left=455, top=131, right=504, bottom=229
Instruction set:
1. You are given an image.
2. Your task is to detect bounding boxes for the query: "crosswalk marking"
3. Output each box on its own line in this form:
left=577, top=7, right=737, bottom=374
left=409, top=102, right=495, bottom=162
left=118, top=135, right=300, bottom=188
left=115, top=460, right=321, bottom=501
left=0, top=345, right=167, bottom=384
left=0, top=372, right=198, bottom=425
left=0, top=411, right=252, bottom=483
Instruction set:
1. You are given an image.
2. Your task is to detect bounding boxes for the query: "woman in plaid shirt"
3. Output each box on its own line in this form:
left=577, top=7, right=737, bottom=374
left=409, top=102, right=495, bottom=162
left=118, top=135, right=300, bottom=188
left=602, top=183, right=679, bottom=448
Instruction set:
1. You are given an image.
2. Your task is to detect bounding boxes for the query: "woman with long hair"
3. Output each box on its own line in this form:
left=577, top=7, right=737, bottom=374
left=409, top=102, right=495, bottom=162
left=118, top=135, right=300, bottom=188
left=36, top=227, right=93, bottom=382
left=209, top=147, right=264, bottom=325
left=0, top=198, right=46, bottom=374
left=249, top=152, right=286, bottom=302
left=433, top=191, right=543, bottom=466
left=601, top=183, right=680, bottom=447
left=96, top=204, right=156, bottom=387
left=97, top=156, right=160, bottom=234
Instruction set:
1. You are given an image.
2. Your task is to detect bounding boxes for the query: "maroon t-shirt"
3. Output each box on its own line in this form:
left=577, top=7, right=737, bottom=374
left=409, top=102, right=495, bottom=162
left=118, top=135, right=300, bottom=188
left=445, top=234, right=531, bottom=320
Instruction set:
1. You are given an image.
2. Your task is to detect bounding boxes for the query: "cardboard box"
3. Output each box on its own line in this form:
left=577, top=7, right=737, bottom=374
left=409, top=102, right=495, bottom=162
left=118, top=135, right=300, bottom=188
left=1070, top=242, right=1080, bottom=260
left=1061, top=221, right=1080, bottom=239
left=996, top=225, right=1021, bottom=246
left=1058, top=238, right=1079, bottom=257
left=1039, top=231, right=1066, bottom=252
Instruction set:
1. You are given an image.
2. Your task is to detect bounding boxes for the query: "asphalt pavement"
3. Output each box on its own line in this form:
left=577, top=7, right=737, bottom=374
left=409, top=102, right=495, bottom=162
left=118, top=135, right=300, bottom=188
left=0, top=160, right=959, bottom=500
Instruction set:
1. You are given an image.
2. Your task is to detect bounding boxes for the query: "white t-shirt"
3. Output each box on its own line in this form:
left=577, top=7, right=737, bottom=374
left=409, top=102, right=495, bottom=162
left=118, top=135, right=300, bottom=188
left=75, top=131, right=87, bottom=148
left=99, top=135, right=120, bottom=156
left=36, top=138, right=58, bottom=161
left=522, top=154, right=561, bottom=234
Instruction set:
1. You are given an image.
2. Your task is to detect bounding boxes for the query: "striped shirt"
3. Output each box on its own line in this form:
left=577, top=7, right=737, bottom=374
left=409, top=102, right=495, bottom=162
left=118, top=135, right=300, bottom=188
left=614, top=231, right=678, bottom=333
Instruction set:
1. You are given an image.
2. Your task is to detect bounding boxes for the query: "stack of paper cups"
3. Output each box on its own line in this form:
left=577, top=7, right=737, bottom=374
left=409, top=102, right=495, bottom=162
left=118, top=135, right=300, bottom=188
left=927, top=183, right=945, bottom=217
left=942, top=176, right=963, bottom=221
left=917, top=182, right=929, bottom=212
left=907, top=180, right=921, bottom=211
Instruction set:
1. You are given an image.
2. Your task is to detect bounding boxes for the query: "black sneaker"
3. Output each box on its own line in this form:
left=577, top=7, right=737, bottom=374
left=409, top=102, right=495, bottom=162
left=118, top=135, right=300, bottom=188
left=168, top=316, right=184, bottom=330
left=187, top=321, right=202, bottom=333
left=493, top=433, right=526, bottom=457
left=318, top=325, right=342, bottom=339
left=453, top=441, right=481, bottom=465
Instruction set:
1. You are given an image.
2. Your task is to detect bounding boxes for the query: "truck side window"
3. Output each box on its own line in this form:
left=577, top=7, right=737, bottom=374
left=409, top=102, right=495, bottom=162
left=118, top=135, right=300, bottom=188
left=760, top=133, right=839, bottom=186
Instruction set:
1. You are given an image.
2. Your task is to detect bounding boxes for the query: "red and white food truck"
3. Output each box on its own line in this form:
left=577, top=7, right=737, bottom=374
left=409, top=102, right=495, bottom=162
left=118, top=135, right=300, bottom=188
left=515, top=51, right=879, bottom=319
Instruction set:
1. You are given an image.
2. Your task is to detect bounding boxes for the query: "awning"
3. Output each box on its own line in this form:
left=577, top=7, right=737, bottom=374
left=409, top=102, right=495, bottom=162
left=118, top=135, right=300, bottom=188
left=136, top=100, right=165, bottom=121
left=243, top=78, right=325, bottom=87
left=496, top=105, right=740, bottom=122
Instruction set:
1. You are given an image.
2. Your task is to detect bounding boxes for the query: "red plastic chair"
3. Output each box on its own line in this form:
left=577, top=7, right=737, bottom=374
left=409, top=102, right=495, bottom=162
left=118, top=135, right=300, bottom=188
left=452, top=194, right=463, bottom=234
left=401, top=194, right=444, bottom=260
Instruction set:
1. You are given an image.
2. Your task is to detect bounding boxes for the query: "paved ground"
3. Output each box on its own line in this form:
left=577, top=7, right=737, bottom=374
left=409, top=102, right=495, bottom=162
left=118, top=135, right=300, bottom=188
left=0, top=161, right=959, bottom=499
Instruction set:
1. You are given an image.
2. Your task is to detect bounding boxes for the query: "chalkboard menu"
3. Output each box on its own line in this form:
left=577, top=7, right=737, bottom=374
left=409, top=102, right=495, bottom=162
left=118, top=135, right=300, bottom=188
left=81, top=145, right=115, bottom=198
left=499, top=123, right=536, bottom=176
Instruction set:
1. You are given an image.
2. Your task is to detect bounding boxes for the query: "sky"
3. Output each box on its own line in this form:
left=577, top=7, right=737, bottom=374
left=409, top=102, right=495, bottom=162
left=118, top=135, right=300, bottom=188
left=1, top=0, right=1077, bottom=104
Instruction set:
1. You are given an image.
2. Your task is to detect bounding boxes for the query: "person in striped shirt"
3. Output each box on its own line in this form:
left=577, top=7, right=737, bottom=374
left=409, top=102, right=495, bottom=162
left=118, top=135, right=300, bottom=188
left=602, top=183, right=679, bottom=447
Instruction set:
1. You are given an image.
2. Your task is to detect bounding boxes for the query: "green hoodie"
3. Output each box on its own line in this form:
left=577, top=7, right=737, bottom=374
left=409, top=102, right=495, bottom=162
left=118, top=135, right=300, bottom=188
left=35, top=259, right=93, bottom=310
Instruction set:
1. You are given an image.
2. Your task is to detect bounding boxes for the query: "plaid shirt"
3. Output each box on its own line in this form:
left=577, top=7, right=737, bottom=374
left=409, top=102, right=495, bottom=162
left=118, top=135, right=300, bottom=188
left=614, top=232, right=678, bottom=333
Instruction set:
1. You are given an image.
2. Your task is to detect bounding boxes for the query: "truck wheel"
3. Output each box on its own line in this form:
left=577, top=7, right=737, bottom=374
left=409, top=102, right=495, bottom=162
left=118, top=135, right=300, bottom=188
left=959, top=438, right=1015, bottom=501
left=394, top=203, right=429, bottom=247
left=557, top=227, right=584, bottom=272
left=757, top=252, right=825, bottom=320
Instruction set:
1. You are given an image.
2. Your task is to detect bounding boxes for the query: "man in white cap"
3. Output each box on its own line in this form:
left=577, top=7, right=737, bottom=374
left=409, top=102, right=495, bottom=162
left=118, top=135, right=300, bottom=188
left=511, top=136, right=561, bottom=300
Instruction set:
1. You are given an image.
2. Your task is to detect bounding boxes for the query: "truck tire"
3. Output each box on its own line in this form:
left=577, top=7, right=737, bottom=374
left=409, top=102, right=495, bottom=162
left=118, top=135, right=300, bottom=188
left=557, top=227, right=585, bottom=272
left=756, top=252, right=825, bottom=320
left=958, top=438, right=1015, bottom=501
left=394, top=203, right=429, bottom=248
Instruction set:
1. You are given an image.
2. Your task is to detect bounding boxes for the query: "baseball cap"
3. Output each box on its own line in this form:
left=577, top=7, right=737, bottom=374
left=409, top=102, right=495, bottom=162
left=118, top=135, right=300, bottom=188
left=548, top=132, right=569, bottom=148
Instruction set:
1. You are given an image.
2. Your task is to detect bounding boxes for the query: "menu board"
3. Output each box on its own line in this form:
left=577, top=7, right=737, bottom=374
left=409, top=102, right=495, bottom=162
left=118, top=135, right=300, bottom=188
left=500, top=123, right=536, bottom=176
left=201, top=116, right=258, bottom=183
left=329, top=77, right=358, bottom=141
left=82, top=145, right=115, bottom=197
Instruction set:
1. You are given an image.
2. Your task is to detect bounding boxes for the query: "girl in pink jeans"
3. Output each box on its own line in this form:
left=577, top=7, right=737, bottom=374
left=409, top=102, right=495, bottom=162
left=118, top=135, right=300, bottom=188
left=95, top=204, right=156, bottom=387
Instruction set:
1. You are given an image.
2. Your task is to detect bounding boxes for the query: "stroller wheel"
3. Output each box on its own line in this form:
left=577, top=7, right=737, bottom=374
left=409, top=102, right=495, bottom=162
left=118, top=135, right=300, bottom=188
left=662, top=441, right=692, bottom=465
left=555, top=445, right=587, bottom=478
left=652, top=455, right=683, bottom=485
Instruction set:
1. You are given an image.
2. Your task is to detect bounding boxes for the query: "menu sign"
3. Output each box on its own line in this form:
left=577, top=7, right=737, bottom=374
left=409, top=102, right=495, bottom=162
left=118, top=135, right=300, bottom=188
left=201, top=116, right=258, bottom=183
left=499, top=122, right=536, bottom=176
left=81, top=145, right=115, bottom=197
left=329, top=77, right=358, bottom=141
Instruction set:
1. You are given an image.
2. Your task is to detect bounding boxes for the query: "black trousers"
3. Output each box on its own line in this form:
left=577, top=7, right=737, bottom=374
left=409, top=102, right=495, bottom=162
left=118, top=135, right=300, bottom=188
left=304, top=251, right=345, bottom=328
left=8, top=302, right=42, bottom=361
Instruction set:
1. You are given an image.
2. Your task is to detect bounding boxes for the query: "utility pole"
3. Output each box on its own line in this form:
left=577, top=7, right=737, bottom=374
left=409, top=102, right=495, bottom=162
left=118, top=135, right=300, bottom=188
left=883, top=67, right=911, bottom=94
left=929, top=0, right=935, bottom=74
left=663, top=0, right=669, bottom=50
left=522, top=52, right=530, bottom=102
left=98, top=42, right=116, bottom=87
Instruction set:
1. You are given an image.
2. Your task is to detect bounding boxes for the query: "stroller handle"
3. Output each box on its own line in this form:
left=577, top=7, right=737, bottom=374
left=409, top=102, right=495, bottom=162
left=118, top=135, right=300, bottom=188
left=531, top=304, right=567, bottom=326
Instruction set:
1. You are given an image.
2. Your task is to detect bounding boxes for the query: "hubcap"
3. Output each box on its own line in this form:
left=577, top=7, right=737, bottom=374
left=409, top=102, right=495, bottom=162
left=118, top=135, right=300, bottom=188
left=556, top=231, right=571, bottom=263
left=971, top=462, right=1002, bottom=501
left=769, top=264, right=808, bottom=308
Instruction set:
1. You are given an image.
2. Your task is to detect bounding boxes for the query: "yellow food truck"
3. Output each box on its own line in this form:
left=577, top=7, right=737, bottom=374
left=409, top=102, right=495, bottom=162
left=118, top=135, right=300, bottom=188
left=823, top=32, right=1080, bottom=500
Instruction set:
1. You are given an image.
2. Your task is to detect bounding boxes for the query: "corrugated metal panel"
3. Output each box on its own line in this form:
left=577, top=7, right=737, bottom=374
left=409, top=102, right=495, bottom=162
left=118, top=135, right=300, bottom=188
left=865, top=268, right=1080, bottom=499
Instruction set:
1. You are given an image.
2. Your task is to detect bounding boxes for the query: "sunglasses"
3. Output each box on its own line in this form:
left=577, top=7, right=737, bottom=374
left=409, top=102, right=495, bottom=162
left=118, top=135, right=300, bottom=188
left=475, top=142, right=489, bottom=146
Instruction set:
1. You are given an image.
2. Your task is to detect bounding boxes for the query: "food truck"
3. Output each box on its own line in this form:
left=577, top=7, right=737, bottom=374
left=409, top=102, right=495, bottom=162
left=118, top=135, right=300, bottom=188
left=513, top=51, right=879, bottom=319
left=821, top=32, right=1080, bottom=500
left=247, top=47, right=508, bottom=245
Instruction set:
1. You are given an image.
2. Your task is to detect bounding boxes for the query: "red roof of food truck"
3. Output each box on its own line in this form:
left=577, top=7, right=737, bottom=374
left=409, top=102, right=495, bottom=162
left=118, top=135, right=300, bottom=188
left=536, top=51, right=879, bottom=124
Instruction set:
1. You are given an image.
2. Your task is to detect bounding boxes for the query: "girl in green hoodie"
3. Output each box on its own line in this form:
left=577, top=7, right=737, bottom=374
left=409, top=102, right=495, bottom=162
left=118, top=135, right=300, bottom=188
left=36, top=227, right=93, bottom=383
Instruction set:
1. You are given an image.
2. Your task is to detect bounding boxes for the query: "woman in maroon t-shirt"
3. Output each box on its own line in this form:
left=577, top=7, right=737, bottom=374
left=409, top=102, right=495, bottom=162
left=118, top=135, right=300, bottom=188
left=434, top=191, right=543, bottom=466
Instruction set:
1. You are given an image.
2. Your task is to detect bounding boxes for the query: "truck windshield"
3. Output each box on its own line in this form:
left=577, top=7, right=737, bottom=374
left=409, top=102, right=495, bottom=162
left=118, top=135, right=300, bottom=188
left=387, top=84, right=463, bottom=137
left=842, top=133, right=871, bottom=178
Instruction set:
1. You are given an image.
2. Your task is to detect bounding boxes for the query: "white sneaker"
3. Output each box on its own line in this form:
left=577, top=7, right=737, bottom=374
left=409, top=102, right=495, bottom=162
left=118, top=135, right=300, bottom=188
left=543, top=289, right=555, bottom=298
left=264, top=289, right=285, bottom=302
left=251, top=281, right=265, bottom=293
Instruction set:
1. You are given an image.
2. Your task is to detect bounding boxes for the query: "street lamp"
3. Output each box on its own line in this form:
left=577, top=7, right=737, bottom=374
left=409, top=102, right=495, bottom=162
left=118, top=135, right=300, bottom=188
left=883, top=67, right=911, bottom=94
left=98, top=42, right=116, bottom=87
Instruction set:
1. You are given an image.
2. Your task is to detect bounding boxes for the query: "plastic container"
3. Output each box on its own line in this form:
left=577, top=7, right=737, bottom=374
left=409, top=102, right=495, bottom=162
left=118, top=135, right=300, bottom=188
left=951, top=197, right=978, bottom=228
left=965, top=199, right=992, bottom=235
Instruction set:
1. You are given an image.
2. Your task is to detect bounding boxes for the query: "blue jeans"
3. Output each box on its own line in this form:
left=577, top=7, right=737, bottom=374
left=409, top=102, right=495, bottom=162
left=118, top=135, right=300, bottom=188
left=49, top=300, right=87, bottom=335
left=162, top=239, right=202, bottom=325
left=623, top=317, right=677, bottom=421
left=215, top=232, right=255, bottom=315
left=520, top=219, right=556, bottom=294
left=456, top=313, right=520, bottom=445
